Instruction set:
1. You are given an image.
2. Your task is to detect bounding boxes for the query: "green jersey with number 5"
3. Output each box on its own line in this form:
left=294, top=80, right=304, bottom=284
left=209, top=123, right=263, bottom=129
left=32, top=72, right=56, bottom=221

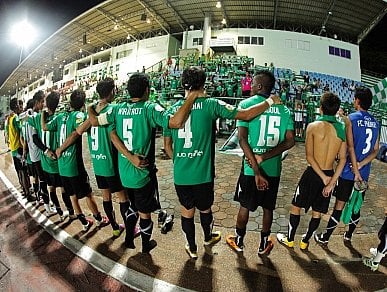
left=28, top=112, right=59, bottom=174
left=164, top=97, right=238, bottom=185
left=46, top=111, right=86, bottom=177
left=237, top=95, right=293, bottom=177
left=87, top=104, right=117, bottom=177
left=105, top=101, right=169, bottom=188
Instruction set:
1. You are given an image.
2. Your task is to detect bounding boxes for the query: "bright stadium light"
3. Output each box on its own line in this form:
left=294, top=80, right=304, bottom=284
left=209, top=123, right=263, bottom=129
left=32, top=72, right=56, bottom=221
left=10, top=20, right=37, bottom=64
left=10, top=20, right=37, bottom=48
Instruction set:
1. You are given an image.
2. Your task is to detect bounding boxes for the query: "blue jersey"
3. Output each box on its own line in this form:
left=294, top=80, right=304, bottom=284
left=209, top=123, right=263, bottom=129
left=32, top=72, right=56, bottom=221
left=341, top=111, right=379, bottom=181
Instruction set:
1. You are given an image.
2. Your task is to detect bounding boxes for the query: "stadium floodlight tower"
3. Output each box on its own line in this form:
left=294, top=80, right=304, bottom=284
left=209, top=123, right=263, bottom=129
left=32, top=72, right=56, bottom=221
left=10, top=20, right=37, bottom=64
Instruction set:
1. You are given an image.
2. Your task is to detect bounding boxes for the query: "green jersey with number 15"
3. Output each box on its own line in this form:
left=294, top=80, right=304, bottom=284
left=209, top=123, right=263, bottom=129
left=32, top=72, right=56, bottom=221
left=237, top=94, right=293, bottom=177
left=164, top=97, right=238, bottom=185
left=105, top=101, right=169, bottom=188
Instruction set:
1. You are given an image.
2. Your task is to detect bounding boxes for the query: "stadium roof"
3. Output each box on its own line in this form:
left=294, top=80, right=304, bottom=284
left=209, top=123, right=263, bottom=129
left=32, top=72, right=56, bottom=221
left=1, top=0, right=386, bottom=96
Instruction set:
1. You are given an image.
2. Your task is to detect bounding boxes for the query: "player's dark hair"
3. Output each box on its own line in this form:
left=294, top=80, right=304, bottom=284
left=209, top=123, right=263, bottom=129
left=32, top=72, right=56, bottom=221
left=46, top=91, right=60, bottom=112
left=96, top=77, right=115, bottom=99
left=355, top=87, right=372, bottom=110
left=127, top=73, right=149, bottom=98
left=181, top=66, right=206, bottom=90
left=70, top=89, right=86, bottom=110
left=254, top=70, right=275, bottom=94
left=26, top=99, right=34, bottom=110
left=320, top=92, right=341, bottom=116
left=32, top=90, right=45, bottom=104
left=10, top=98, right=19, bottom=112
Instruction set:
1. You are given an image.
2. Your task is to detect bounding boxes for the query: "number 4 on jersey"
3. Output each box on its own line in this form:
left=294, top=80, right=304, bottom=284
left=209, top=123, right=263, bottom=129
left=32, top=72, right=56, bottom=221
left=178, top=116, right=193, bottom=148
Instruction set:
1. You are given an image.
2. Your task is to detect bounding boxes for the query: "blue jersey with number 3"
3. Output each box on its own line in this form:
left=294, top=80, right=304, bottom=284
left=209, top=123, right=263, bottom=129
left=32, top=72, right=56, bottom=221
left=341, top=111, right=379, bottom=181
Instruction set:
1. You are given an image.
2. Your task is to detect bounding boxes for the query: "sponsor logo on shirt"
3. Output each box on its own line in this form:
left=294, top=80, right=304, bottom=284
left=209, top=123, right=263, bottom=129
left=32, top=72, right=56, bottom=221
left=176, top=150, right=204, bottom=158
left=61, top=151, right=72, bottom=157
left=91, top=153, right=107, bottom=160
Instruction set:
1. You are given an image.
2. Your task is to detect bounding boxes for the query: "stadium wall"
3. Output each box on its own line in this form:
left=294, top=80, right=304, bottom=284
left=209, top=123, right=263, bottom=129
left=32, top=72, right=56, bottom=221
left=184, top=28, right=361, bottom=81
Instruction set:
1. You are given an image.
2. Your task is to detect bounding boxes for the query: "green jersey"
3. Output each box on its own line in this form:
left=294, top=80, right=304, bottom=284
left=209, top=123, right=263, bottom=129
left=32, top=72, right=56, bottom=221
left=28, top=112, right=59, bottom=174
left=87, top=104, right=117, bottom=177
left=237, top=95, right=294, bottom=177
left=46, top=111, right=86, bottom=177
left=170, top=79, right=178, bottom=90
left=164, top=97, right=238, bottom=185
left=104, top=101, right=169, bottom=188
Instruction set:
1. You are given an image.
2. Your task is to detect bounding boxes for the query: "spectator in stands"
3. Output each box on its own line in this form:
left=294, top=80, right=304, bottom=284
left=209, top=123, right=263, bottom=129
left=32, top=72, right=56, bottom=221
left=142, top=66, right=146, bottom=73
left=167, top=56, right=173, bottom=69
left=342, top=79, right=348, bottom=88
left=323, top=83, right=330, bottom=92
left=349, top=81, right=356, bottom=92
left=303, top=72, right=310, bottom=85
left=241, top=71, right=253, bottom=97
left=294, top=85, right=303, bottom=103
left=268, top=62, right=274, bottom=73
left=174, top=56, right=180, bottom=72
left=294, top=103, right=304, bottom=138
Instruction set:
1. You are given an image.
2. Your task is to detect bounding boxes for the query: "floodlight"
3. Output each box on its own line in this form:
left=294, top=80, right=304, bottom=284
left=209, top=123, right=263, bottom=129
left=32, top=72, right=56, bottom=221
left=10, top=20, right=37, bottom=48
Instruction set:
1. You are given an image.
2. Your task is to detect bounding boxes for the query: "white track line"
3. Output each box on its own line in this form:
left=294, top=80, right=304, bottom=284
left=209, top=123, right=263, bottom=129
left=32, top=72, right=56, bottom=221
left=0, top=169, right=192, bottom=292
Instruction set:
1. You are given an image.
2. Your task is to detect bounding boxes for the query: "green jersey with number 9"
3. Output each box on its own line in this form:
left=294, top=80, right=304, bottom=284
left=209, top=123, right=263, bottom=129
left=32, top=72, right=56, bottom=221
left=46, top=111, right=86, bottom=177
left=87, top=104, right=117, bottom=177
left=237, top=95, right=293, bottom=177
left=164, top=97, right=238, bottom=185
left=105, top=101, right=169, bottom=188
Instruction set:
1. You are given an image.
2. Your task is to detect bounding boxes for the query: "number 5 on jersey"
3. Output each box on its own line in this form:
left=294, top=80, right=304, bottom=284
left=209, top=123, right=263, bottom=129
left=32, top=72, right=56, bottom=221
left=123, top=118, right=133, bottom=151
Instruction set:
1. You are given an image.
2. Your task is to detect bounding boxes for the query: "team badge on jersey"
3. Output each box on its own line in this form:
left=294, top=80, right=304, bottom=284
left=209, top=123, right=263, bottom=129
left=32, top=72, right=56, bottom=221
left=225, top=104, right=235, bottom=111
left=155, top=104, right=164, bottom=112
left=76, top=112, right=84, bottom=124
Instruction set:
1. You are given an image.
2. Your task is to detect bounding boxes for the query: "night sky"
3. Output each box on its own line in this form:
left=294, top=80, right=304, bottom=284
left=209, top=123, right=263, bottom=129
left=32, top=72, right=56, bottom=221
left=0, top=0, right=104, bottom=86
left=0, top=0, right=386, bottom=88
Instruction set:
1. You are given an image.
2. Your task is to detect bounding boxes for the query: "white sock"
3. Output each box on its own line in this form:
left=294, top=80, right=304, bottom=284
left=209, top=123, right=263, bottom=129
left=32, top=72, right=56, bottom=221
left=374, top=251, right=385, bottom=263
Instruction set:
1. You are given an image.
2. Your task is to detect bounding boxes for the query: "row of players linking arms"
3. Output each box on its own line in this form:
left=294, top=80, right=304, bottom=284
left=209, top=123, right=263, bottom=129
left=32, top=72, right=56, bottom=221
left=8, top=67, right=385, bottom=271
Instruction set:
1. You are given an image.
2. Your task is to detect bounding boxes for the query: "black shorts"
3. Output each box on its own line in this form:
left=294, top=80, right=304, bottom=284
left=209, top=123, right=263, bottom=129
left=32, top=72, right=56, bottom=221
left=125, top=175, right=160, bottom=213
left=44, top=171, right=63, bottom=188
left=334, top=177, right=367, bottom=202
left=175, top=182, right=214, bottom=211
left=295, top=121, right=303, bottom=129
left=95, top=174, right=124, bottom=193
left=61, top=171, right=92, bottom=199
left=12, top=148, right=25, bottom=171
left=27, top=163, right=35, bottom=177
left=32, top=161, right=45, bottom=181
left=292, top=166, right=334, bottom=213
left=234, top=173, right=280, bottom=211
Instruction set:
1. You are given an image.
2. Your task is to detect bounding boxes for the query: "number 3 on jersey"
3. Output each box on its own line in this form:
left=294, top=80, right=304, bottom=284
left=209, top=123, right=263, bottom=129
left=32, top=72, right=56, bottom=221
left=178, top=116, right=193, bottom=148
left=362, top=128, right=372, bottom=154
left=123, top=118, right=133, bottom=150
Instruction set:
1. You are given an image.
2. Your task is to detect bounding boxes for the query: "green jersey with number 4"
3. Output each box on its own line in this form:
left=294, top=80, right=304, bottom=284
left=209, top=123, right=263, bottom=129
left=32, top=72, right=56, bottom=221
left=164, top=97, right=238, bottom=185
left=46, top=111, right=86, bottom=177
left=237, top=95, right=293, bottom=177
left=87, top=104, right=117, bottom=177
left=105, top=101, right=169, bottom=188
left=28, top=112, right=59, bottom=174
